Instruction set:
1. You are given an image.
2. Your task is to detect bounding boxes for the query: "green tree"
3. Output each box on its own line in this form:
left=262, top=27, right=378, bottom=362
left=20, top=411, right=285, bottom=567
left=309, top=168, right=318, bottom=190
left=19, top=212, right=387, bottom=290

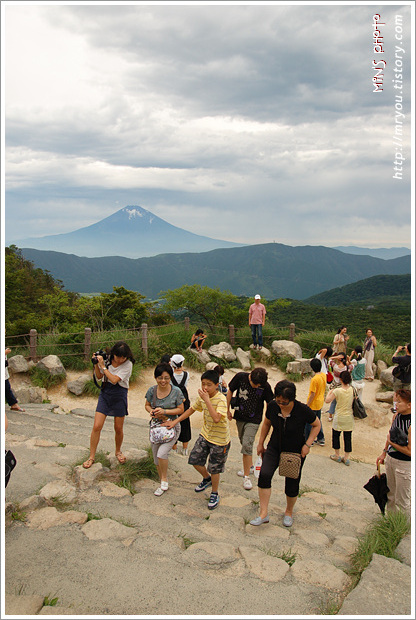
left=5, top=245, right=76, bottom=334
left=75, top=287, right=148, bottom=330
left=160, top=284, right=246, bottom=331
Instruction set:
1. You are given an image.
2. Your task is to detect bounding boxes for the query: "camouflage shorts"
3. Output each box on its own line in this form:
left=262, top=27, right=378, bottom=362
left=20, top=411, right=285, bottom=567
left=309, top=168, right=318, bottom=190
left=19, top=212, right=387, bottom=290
left=188, top=434, right=231, bottom=474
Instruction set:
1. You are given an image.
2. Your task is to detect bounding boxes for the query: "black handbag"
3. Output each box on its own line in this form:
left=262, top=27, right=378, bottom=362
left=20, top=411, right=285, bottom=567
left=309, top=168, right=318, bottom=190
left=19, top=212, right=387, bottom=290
left=352, top=388, right=367, bottom=419
left=5, top=449, right=17, bottom=488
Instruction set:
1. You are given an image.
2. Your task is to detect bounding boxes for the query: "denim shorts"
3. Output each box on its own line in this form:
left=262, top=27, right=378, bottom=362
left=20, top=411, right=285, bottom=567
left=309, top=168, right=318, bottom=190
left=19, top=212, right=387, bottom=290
left=188, top=434, right=231, bottom=474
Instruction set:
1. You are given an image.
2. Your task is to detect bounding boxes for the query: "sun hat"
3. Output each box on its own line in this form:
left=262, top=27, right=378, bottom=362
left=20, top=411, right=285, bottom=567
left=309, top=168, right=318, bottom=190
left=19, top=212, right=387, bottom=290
left=170, top=354, right=185, bottom=368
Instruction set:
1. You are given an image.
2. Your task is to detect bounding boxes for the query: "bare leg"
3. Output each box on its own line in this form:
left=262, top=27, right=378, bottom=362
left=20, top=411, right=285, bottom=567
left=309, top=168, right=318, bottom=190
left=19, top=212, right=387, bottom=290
left=114, top=416, right=125, bottom=456
left=258, top=487, right=271, bottom=519
left=243, top=453, right=253, bottom=476
left=193, top=464, right=209, bottom=479
left=157, top=458, right=169, bottom=483
left=88, top=412, right=106, bottom=460
left=285, top=495, right=297, bottom=517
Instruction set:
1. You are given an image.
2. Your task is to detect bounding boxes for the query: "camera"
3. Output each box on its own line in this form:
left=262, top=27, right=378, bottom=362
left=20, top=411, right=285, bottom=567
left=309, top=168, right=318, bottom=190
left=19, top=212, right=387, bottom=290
left=92, top=349, right=108, bottom=365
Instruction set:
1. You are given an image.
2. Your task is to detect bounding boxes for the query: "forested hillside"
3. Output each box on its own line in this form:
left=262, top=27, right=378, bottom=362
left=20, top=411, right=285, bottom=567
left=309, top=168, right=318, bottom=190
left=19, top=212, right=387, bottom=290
left=305, top=274, right=411, bottom=306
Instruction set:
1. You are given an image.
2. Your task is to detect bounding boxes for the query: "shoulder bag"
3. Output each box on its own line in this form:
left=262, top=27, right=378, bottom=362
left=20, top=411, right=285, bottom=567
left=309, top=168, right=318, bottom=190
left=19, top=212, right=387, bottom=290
left=352, top=387, right=367, bottom=419
left=279, top=452, right=302, bottom=479
left=278, top=413, right=302, bottom=479
left=149, top=387, right=176, bottom=444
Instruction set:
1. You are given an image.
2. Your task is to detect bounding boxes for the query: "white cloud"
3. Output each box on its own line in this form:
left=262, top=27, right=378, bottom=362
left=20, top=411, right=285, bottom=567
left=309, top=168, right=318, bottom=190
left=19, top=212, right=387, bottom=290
left=3, top=2, right=412, bottom=249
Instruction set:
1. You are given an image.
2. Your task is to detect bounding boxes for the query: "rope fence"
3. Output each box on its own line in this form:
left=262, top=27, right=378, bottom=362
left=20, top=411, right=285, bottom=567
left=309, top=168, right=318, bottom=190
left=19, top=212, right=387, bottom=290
left=5, top=320, right=334, bottom=364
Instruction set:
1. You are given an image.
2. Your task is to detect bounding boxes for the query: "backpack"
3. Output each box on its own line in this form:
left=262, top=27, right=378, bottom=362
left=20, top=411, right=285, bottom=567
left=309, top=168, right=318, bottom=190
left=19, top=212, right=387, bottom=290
left=171, top=372, right=190, bottom=410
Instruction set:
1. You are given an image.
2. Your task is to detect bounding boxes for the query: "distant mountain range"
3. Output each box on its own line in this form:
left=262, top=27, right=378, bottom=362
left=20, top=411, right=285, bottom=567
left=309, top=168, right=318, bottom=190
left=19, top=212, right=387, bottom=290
left=21, top=243, right=411, bottom=300
left=305, top=274, right=411, bottom=306
left=333, top=246, right=410, bottom=260
left=16, top=206, right=243, bottom=258
left=14, top=204, right=410, bottom=261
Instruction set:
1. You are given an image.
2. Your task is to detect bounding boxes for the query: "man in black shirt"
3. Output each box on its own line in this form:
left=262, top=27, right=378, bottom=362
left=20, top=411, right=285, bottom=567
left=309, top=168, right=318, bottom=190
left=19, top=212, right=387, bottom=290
left=227, top=368, right=274, bottom=490
left=392, top=343, right=411, bottom=390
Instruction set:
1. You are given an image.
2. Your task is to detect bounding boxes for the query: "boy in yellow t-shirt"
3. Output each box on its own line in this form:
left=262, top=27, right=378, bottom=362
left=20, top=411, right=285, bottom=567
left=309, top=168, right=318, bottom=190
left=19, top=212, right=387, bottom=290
left=164, top=369, right=230, bottom=510
left=305, top=358, right=327, bottom=446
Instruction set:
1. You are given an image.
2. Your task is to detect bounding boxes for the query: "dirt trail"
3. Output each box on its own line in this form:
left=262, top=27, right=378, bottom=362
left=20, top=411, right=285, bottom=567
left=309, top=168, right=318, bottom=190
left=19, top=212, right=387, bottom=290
left=43, top=363, right=392, bottom=466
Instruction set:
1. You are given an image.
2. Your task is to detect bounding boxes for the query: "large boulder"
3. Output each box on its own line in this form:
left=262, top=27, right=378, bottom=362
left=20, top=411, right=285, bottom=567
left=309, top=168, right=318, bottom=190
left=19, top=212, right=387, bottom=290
left=379, top=366, right=396, bottom=389
left=376, top=360, right=388, bottom=378
left=36, top=355, right=66, bottom=376
left=271, top=340, right=302, bottom=359
left=7, top=355, right=30, bottom=374
left=14, top=386, right=47, bottom=404
left=286, top=358, right=313, bottom=375
left=208, top=342, right=236, bottom=362
left=67, top=375, right=90, bottom=396
left=235, top=348, right=251, bottom=370
left=375, top=391, right=394, bottom=403
left=188, top=347, right=211, bottom=364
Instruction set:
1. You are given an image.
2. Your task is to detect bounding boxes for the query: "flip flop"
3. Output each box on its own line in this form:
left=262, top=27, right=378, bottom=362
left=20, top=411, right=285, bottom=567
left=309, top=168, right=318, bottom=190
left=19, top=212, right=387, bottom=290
left=116, top=452, right=127, bottom=464
left=82, top=458, right=95, bottom=469
left=10, top=405, right=25, bottom=412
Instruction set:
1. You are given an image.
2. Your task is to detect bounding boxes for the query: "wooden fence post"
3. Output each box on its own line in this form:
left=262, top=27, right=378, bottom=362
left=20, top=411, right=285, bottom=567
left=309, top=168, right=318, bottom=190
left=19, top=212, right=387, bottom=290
left=229, top=325, right=235, bottom=346
left=141, top=323, right=148, bottom=359
left=184, top=317, right=190, bottom=331
left=289, top=323, right=295, bottom=341
left=84, top=328, right=92, bottom=362
left=29, top=329, right=38, bottom=361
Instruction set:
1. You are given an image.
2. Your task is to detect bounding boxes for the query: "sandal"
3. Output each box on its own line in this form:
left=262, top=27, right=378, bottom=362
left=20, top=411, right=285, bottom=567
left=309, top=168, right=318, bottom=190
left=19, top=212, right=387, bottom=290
left=116, top=452, right=127, bottom=464
left=10, top=405, right=25, bottom=412
left=82, top=457, right=95, bottom=469
left=330, top=454, right=342, bottom=463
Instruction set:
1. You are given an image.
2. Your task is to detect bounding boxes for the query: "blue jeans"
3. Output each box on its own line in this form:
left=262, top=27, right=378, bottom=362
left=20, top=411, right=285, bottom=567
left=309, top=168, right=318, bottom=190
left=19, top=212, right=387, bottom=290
left=329, top=399, right=337, bottom=415
left=250, top=324, right=263, bottom=347
left=305, top=410, right=324, bottom=442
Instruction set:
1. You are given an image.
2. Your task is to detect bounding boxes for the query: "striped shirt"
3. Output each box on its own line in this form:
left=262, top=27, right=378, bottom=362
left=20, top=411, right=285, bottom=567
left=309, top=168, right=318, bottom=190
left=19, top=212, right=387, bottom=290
left=191, top=392, right=230, bottom=446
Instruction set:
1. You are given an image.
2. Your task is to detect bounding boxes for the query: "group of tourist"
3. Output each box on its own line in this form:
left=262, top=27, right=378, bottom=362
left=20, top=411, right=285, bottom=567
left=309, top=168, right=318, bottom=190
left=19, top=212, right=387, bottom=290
left=73, top=330, right=410, bottom=524
left=5, top=295, right=411, bottom=523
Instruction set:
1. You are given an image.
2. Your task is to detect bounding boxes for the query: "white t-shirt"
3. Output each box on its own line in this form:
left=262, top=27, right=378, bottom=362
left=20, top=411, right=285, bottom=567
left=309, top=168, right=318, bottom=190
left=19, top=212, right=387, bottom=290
left=103, top=359, right=133, bottom=389
left=315, top=352, right=328, bottom=373
left=172, top=370, right=189, bottom=388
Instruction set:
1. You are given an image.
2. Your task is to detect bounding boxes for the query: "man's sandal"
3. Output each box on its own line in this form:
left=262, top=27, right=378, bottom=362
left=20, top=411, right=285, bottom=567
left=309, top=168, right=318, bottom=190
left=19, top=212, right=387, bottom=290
left=116, top=452, right=127, bottom=464
left=82, top=458, right=95, bottom=469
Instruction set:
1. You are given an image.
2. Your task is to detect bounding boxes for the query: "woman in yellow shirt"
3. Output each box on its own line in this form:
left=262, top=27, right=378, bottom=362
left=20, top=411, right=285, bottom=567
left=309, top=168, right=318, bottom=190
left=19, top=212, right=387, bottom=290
left=325, top=370, right=354, bottom=466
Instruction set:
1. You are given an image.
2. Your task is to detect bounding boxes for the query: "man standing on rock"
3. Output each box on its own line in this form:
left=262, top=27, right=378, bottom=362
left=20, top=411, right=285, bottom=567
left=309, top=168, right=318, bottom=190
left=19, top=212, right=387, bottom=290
left=249, top=294, right=266, bottom=350
left=227, top=368, right=273, bottom=490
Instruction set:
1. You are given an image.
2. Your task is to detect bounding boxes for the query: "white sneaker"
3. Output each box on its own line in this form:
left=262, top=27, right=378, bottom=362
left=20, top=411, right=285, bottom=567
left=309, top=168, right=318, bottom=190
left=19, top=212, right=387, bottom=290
left=154, top=481, right=169, bottom=496
left=237, top=466, right=254, bottom=477
left=243, top=476, right=253, bottom=490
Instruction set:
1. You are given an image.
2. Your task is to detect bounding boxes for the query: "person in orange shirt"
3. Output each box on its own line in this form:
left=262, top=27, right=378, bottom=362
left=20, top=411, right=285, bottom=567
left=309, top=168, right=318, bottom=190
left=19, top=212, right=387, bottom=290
left=305, top=358, right=327, bottom=446
left=248, top=294, right=266, bottom=350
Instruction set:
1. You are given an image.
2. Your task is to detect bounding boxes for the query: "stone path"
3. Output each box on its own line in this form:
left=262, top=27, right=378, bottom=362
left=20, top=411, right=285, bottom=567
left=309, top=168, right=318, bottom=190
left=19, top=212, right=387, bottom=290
left=4, top=405, right=411, bottom=616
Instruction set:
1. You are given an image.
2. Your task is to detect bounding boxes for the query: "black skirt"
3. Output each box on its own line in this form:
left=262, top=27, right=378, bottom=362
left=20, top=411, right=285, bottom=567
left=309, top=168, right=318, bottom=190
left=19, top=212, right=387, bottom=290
left=178, top=416, right=191, bottom=443
left=97, top=382, right=128, bottom=417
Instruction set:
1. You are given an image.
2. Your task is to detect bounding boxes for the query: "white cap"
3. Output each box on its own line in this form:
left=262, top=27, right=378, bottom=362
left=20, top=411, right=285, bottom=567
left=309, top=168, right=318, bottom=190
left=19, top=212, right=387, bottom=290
left=255, top=294, right=261, bottom=300
left=170, top=354, right=185, bottom=368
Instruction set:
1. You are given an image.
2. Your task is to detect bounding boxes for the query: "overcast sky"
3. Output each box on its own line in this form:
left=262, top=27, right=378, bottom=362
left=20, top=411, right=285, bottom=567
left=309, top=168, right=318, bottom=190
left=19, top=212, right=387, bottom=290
left=2, top=1, right=413, bottom=249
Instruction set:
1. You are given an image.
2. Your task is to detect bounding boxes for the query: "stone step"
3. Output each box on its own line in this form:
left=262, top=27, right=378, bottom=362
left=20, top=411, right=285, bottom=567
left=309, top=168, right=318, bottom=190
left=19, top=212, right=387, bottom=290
left=4, top=406, right=411, bottom=616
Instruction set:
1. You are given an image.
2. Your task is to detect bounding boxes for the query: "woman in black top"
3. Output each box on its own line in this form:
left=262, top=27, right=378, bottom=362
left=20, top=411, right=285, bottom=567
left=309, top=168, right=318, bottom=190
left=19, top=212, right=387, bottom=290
left=250, top=380, right=320, bottom=528
left=377, top=389, right=411, bottom=517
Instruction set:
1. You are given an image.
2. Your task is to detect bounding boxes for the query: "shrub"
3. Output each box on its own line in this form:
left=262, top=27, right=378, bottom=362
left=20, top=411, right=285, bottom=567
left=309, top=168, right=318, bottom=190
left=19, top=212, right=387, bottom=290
left=29, top=367, right=66, bottom=389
